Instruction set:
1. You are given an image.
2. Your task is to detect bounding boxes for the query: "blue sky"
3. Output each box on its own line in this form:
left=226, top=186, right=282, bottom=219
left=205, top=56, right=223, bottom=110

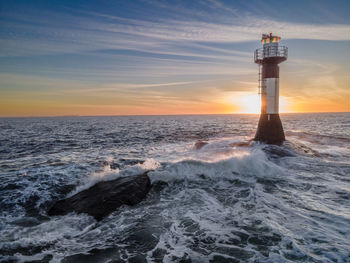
left=1, top=0, right=350, bottom=116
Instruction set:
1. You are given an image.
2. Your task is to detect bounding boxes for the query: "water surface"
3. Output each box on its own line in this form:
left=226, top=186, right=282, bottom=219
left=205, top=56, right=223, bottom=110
left=0, top=113, right=349, bottom=262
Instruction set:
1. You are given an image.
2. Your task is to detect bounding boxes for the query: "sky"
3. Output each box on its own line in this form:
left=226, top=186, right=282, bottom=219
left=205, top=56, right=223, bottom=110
left=0, top=0, right=350, bottom=116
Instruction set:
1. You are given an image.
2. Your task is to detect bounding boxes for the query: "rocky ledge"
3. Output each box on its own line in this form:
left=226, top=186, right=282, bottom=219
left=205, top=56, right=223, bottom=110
left=48, top=172, right=151, bottom=221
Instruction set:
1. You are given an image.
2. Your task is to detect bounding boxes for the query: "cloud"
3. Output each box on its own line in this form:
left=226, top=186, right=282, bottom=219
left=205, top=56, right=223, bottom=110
left=86, top=11, right=350, bottom=42
left=1, top=6, right=350, bottom=58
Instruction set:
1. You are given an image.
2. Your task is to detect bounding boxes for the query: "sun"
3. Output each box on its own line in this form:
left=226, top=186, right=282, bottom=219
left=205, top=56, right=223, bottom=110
left=237, top=93, right=261, bottom=113
left=227, top=92, right=292, bottom=113
left=227, top=92, right=260, bottom=113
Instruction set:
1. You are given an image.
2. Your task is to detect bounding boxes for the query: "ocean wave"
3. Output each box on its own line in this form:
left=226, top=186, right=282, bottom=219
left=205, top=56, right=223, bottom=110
left=149, top=148, right=285, bottom=185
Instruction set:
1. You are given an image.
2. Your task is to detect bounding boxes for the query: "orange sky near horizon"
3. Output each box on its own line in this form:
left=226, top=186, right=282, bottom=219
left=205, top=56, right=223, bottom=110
left=1, top=71, right=350, bottom=117
left=1, top=88, right=349, bottom=117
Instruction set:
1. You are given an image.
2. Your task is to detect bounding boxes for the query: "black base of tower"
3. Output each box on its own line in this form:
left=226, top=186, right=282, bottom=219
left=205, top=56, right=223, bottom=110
left=254, top=114, right=285, bottom=145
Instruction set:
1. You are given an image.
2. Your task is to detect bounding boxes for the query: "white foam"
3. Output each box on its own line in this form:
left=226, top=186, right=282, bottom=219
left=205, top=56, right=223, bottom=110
left=119, top=158, right=161, bottom=177
left=149, top=148, right=284, bottom=184
left=72, top=158, right=161, bottom=194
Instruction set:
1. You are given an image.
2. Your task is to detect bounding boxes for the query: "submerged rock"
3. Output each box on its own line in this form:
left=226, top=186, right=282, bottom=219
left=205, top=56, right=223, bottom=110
left=48, top=172, right=151, bottom=221
left=262, top=144, right=295, bottom=158
left=194, top=140, right=208, bottom=150
left=109, top=162, right=121, bottom=170
left=10, top=217, right=41, bottom=227
left=229, top=140, right=253, bottom=148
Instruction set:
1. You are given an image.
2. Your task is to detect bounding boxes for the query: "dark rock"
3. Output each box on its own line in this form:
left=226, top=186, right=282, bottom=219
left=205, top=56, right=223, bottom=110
left=110, top=159, right=145, bottom=170
left=262, top=145, right=295, bottom=158
left=110, top=162, right=121, bottom=170
left=119, top=158, right=145, bottom=166
left=128, top=255, right=147, bottom=263
left=26, top=254, right=53, bottom=263
left=210, top=255, right=239, bottom=263
left=194, top=140, right=208, bottom=150
left=150, top=181, right=168, bottom=192
left=229, top=140, right=253, bottom=147
left=48, top=172, right=151, bottom=221
left=10, top=217, right=41, bottom=227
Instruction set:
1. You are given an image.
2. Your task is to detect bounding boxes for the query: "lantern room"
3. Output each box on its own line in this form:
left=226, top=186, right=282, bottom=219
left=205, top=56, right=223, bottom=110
left=254, top=33, right=287, bottom=64
left=261, top=33, right=281, bottom=45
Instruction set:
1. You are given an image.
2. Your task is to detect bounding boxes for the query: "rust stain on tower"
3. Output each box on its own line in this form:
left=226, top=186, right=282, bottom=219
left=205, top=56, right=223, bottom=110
left=254, top=33, right=288, bottom=145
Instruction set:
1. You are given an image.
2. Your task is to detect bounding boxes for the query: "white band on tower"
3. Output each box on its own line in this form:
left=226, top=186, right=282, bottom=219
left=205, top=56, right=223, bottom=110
left=264, top=78, right=279, bottom=114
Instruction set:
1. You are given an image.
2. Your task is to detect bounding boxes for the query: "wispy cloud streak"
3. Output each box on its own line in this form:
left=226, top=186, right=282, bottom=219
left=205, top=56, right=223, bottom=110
left=1, top=6, right=350, bottom=58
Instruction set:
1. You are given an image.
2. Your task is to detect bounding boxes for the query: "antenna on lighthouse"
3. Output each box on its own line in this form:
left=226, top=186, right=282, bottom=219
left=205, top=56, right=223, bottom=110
left=254, top=33, right=288, bottom=145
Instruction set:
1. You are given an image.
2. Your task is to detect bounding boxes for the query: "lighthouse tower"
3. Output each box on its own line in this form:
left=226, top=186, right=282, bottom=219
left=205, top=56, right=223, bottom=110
left=254, top=33, right=288, bottom=145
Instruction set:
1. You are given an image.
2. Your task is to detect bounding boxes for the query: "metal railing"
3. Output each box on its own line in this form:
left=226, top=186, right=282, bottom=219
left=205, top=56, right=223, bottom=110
left=254, top=46, right=288, bottom=62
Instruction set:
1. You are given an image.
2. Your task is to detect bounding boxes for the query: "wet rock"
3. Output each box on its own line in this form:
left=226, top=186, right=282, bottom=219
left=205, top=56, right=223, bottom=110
left=27, top=254, right=53, bottom=263
left=262, top=145, right=295, bottom=158
left=229, top=140, right=253, bottom=147
left=150, top=181, right=168, bottom=192
left=110, top=162, right=121, bottom=170
left=119, top=158, right=145, bottom=166
left=194, top=141, right=208, bottom=150
left=210, top=255, right=239, bottom=263
left=129, top=254, right=147, bottom=263
left=48, top=172, right=151, bottom=221
left=284, top=140, right=320, bottom=157
left=10, top=217, right=41, bottom=227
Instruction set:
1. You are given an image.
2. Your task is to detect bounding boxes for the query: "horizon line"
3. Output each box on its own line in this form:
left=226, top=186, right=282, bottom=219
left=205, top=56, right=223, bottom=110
left=1, top=111, right=349, bottom=118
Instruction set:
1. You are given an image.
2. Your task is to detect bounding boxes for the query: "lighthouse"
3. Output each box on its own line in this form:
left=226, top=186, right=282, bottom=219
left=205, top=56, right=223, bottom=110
left=254, top=33, right=288, bottom=145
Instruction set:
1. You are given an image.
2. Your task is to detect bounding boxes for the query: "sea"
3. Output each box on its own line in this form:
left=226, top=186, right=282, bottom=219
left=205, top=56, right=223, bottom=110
left=0, top=113, right=349, bottom=263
